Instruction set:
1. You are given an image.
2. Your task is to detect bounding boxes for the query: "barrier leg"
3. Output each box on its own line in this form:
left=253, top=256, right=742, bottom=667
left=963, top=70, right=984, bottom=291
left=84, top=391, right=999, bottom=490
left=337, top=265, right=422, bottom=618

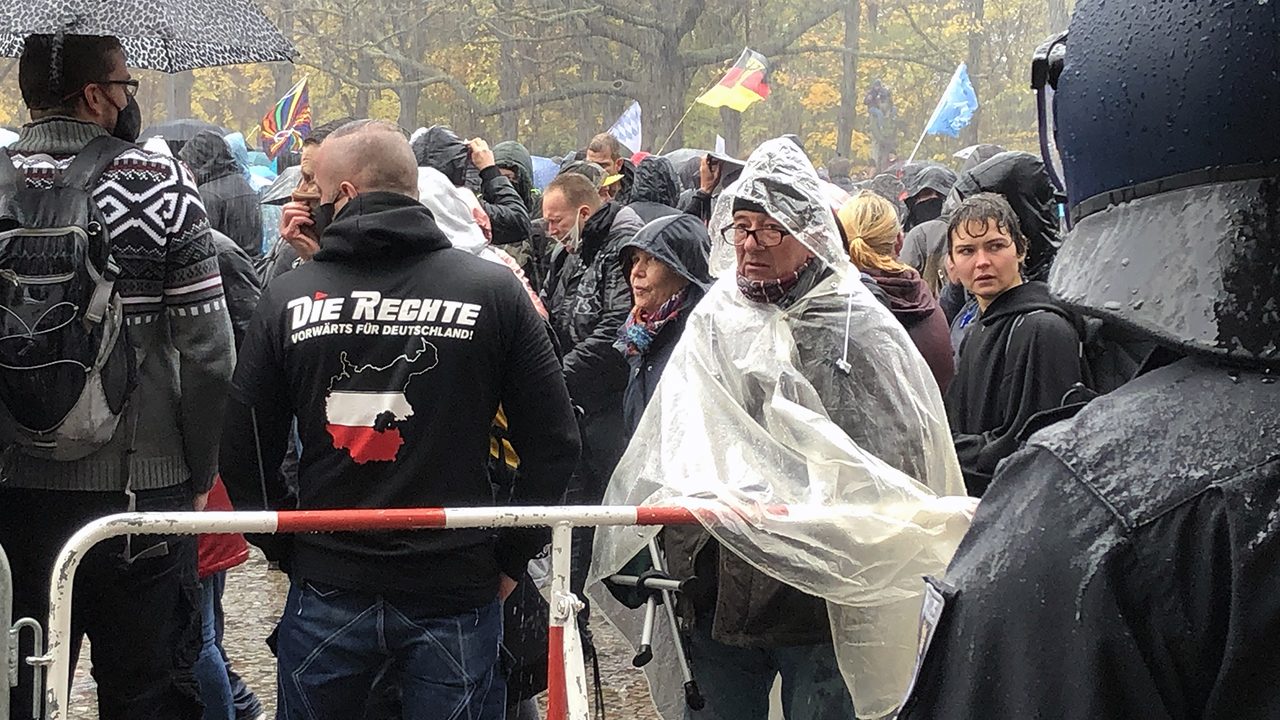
left=2, top=544, right=11, bottom=720
left=546, top=521, right=573, bottom=720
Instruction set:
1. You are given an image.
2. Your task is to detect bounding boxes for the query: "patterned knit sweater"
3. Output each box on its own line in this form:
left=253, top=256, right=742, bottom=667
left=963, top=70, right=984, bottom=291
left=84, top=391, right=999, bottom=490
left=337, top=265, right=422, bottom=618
left=0, top=118, right=235, bottom=493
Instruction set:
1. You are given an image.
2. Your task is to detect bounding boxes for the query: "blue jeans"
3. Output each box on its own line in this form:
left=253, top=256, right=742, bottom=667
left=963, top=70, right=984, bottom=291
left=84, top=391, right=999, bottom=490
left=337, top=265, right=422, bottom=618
left=275, top=581, right=505, bottom=720
left=195, top=575, right=235, bottom=720
left=684, top=619, right=855, bottom=720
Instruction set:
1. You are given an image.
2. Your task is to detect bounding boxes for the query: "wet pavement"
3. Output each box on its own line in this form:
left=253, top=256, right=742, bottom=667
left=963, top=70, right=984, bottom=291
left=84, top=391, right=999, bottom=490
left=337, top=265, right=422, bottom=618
left=68, top=549, right=661, bottom=719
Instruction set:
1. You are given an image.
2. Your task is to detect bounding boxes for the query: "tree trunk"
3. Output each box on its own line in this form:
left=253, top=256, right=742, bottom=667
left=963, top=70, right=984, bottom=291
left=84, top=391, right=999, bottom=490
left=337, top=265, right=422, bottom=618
left=173, top=71, right=194, bottom=121
left=719, top=106, right=741, bottom=157
left=836, top=0, right=861, bottom=158
left=397, top=84, right=420, bottom=129
left=498, top=39, right=521, bottom=141
left=963, top=0, right=984, bottom=144
left=649, top=37, right=690, bottom=152
left=575, top=64, right=596, bottom=148
left=271, top=0, right=295, bottom=99
left=354, top=56, right=374, bottom=118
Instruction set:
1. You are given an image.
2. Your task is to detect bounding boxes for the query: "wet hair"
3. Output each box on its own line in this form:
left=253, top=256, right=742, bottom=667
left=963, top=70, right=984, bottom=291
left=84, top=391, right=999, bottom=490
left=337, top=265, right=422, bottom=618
left=946, top=193, right=1028, bottom=257
left=838, top=191, right=912, bottom=274
left=320, top=120, right=419, bottom=198
left=19, top=34, right=124, bottom=115
left=304, top=117, right=358, bottom=147
left=546, top=173, right=603, bottom=212
left=588, top=132, right=626, bottom=160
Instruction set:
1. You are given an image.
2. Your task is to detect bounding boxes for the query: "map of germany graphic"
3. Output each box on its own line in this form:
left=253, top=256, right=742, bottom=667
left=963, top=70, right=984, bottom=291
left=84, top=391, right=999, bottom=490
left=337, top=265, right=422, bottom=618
left=324, top=339, right=439, bottom=464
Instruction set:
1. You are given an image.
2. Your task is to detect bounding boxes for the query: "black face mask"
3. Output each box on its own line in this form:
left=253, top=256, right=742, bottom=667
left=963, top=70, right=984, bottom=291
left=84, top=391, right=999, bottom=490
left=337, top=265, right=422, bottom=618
left=111, top=95, right=142, bottom=143
left=311, top=201, right=337, bottom=239
left=908, top=196, right=945, bottom=226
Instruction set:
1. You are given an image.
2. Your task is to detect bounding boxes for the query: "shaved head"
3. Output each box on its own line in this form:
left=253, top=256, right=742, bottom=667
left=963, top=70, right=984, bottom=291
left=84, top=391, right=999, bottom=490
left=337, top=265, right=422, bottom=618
left=314, top=120, right=419, bottom=201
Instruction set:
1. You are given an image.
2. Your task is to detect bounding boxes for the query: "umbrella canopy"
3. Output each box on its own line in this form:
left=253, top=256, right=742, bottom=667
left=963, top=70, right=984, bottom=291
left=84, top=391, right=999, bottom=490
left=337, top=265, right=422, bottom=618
left=0, top=0, right=295, bottom=72
left=661, top=147, right=703, bottom=169
left=260, top=165, right=301, bottom=206
left=140, top=119, right=231, bottom=143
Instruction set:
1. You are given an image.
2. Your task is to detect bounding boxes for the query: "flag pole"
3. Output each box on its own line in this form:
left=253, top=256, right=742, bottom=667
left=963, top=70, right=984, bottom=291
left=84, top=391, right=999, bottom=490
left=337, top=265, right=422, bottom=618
left=905, top=124, right=931, bottom=165
left=656, top=101, right=700, bottom=155
left=656, top=70, right=729, bottom=155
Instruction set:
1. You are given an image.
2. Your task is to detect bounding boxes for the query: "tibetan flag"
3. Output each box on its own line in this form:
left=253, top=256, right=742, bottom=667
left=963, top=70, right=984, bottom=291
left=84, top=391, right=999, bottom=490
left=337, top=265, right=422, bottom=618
left=260, top=77, right=312, bottom=160
left=697, top=48, right=771, bottom=112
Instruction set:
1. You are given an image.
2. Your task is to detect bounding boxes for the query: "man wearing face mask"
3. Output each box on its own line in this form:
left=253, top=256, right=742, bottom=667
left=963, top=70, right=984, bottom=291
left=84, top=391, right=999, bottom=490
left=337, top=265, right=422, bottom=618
left=898, top=165, right=958, bottom=291
left=220, top=120, right=579, bottom=719
left=264, top=117, right=356, bottom=281
left=0, top=34, right=234, bottom=719
left=540, top=172, right=641, bottom=613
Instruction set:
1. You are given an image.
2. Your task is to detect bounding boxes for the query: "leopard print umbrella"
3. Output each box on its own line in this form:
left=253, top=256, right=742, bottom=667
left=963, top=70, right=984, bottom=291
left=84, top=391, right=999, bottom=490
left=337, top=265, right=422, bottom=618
left=0, top=0, right=294, bottom=72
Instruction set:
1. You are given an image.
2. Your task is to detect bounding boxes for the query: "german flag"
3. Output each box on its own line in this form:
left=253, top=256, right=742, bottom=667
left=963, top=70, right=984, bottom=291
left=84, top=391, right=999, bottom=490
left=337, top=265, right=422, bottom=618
left=697, top=48, right=772, bottom=112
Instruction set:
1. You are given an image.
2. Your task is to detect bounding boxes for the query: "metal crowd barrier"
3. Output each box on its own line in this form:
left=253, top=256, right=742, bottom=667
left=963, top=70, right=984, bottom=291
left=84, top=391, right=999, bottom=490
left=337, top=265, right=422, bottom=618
left=27, top=504, right=706, bottom=720
left=2, top=543, right=43, bottom=720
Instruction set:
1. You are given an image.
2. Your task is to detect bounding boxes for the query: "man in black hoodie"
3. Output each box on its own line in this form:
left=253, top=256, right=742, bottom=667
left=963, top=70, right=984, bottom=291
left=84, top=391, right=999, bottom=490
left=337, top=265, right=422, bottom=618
left=943, top=193, right=1084, bottom=496
left=220, top=120, right=580, bottom=720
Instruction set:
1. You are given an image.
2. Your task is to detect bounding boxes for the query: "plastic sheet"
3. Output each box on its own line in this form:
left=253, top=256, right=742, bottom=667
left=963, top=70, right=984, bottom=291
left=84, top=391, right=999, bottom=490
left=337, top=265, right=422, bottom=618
left=590, top=138, right=974, bottom=719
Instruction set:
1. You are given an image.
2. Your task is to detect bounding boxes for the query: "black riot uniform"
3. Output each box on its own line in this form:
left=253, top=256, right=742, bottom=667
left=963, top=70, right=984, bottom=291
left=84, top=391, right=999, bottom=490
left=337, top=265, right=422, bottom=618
left=899, top=2, right=1280, bottom=718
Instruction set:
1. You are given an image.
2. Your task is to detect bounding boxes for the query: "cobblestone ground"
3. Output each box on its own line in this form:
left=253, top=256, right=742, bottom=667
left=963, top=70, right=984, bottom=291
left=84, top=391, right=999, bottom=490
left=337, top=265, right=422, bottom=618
left=67, top=550, right=661, bottom=720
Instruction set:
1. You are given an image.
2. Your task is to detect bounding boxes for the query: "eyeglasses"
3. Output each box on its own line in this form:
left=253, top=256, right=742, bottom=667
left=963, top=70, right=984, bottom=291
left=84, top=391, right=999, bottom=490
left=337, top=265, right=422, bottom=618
left=720, top=223, right=789, bottom=248
left=96, top=79, right=140, bottom=98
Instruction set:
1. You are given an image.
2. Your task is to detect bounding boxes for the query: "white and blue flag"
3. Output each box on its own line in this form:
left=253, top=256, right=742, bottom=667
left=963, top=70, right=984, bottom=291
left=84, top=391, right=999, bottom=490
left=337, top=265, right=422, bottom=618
left=924, top=63, right=979, bottom=138
left=608, top=101, right=643, bottom=154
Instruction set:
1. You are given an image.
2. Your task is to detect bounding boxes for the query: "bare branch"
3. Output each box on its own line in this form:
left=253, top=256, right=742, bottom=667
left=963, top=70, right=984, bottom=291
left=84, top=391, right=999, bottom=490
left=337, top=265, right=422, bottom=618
left=596, top=0, right=665, bottom=31
left=582, top=13, right=650, bottom=55
left=680, top=3, right=840, bottom=68
left=896, top=1, right=948, bottom=57
left=784, top=45, right=955, bottom=73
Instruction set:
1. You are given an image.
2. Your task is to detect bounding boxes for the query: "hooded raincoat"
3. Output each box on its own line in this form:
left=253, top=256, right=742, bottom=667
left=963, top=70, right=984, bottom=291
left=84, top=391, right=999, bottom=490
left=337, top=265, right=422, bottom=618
left=494, top=140, right=540, bottom=217
left=179, top=131, right=264, bottom=257
left=590, top=139, right=973, bottom=720
left=627, top=156, right=683, bottom=222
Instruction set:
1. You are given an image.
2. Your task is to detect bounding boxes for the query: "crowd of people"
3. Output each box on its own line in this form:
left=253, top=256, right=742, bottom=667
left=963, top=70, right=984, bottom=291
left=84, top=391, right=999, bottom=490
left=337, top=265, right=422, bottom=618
left=1, top=0, right=1278, bottom=718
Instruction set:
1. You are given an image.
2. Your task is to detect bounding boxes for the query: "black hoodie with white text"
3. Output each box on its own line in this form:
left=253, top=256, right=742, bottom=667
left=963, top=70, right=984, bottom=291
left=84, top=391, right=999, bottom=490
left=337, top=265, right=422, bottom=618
left=220, top=192, right=580, bottom=614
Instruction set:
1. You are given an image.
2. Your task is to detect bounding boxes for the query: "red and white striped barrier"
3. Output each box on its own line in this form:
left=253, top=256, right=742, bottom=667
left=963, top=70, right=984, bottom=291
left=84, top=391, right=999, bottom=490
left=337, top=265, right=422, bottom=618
left=31, top=505, right=701, bottom=720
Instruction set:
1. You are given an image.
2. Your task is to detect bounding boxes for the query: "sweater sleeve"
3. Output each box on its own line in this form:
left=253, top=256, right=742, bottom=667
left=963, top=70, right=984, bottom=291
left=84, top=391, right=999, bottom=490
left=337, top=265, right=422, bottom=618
left=479, top=166, right=534, bottom=247
left=953, top=312, right=1084, bottom=495
left=163, top=159, right=236, bottom=494
left=494, top=277, right=582, bottom=579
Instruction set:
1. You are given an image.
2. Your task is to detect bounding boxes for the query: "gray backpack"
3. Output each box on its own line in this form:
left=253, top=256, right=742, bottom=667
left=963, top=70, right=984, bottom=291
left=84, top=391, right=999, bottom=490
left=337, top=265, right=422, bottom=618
left=0, top=136, right=137, bottom=460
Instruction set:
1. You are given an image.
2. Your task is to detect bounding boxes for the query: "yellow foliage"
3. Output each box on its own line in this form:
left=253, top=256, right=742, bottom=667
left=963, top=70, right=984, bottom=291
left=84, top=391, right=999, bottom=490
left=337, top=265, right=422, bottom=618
left=800, top=81, right=840, bottom=112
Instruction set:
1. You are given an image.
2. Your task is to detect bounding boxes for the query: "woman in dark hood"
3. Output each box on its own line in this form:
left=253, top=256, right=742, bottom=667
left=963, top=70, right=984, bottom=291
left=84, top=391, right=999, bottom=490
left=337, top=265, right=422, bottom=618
left=614, top=214, right=713, bottom=434
left=839, top=191, right=955, bottom=393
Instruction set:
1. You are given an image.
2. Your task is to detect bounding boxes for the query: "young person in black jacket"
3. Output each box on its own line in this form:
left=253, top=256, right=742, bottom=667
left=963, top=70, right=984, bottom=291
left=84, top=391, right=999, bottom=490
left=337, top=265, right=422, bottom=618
left=943, top=193, right=1084, bottom=496
left=219, top=120, right=580, bottom=720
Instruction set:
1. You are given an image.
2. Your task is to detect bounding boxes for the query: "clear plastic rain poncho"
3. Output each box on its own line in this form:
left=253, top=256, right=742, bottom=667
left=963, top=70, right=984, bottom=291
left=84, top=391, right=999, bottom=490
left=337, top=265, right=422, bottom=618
left=589, top=138, right=975, bottom=719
